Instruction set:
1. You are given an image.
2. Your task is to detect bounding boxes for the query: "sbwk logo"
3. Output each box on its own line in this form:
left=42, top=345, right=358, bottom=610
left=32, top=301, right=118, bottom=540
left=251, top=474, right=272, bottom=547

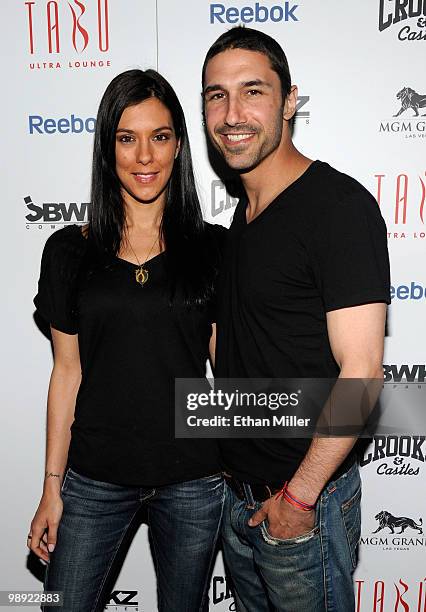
left=373, top=511, right=423, bottom=534
left=24, top=195, right=90, bottom=227
left=379, top=0, right=426, bottom=41
left=25, top=0, right=109, bottom=55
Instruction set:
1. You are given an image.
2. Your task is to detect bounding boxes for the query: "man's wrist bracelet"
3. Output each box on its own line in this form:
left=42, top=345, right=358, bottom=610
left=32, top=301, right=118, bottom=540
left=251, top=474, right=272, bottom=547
left=275, top=482, right=316, bottom=512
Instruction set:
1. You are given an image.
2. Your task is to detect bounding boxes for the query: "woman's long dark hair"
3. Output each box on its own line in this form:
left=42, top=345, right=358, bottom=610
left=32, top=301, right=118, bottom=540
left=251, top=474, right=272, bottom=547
left=89, top=69, right=219, bottom=306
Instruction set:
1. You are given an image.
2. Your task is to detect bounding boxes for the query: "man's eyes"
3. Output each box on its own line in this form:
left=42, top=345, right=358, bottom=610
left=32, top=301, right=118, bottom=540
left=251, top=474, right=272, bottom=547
left=207, top=89, right=263, bottom=101
left=208, top=92, right=225, bottom=101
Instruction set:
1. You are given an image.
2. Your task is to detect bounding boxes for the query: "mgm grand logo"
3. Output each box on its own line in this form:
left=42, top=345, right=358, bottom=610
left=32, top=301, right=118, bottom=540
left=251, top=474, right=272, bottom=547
left=361, top=511, right=425, bottom=550
left=379, top=86, right=426, bottom=137
left=360, top=435, right=425, bottom=476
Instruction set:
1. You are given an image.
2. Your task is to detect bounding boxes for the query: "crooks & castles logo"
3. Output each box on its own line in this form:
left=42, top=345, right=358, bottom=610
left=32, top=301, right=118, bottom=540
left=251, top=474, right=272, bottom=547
left=25, top=0, right=111, bottom=71
left=360, top=434, right=425, bottom=477
left=210, top=576, right=236, bottom=610
left=379, top=0, right=426, bottom=41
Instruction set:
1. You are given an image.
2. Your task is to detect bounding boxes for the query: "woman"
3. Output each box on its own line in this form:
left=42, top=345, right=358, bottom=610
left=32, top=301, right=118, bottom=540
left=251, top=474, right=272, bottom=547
left=28, top=69, right=225, bottom=612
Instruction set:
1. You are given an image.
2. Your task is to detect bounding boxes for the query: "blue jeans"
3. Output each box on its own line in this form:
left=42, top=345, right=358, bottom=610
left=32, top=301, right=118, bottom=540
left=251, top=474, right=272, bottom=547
left=222, top=462, right=361, bottom=612
left=44, top=468, right=225, bottom=612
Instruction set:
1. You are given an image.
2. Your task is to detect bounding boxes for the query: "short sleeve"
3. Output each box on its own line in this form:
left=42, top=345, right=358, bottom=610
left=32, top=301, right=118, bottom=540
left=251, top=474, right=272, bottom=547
left=34, top=226, right=86, bottom=334
left=311, top=183, right=391, bottom=312
left=205, top=222, right=228, bottom=323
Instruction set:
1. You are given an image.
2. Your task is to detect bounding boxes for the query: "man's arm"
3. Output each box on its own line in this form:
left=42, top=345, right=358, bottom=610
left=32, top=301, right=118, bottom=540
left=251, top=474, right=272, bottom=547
left=249, top=302, right=386, bottom=538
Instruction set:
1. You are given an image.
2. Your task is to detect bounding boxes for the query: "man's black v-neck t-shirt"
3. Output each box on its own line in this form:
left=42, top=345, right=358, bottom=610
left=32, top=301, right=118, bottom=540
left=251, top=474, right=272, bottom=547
left=216, top=161, right=391, bottom=485
left=34, top=223, right=225, bottom=486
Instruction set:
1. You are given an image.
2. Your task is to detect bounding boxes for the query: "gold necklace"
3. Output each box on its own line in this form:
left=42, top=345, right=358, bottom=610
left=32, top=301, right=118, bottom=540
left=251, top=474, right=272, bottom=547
left=127, top=235, right=159, bottom=286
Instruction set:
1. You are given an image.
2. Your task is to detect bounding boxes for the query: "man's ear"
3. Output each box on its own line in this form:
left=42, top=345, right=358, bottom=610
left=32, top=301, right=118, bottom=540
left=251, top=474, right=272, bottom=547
left=283, top=85, right=298, bottom=121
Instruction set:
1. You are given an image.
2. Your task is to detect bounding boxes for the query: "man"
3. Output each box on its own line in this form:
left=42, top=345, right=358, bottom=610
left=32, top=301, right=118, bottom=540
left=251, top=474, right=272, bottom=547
left=202, top=27, right=390, bottom=611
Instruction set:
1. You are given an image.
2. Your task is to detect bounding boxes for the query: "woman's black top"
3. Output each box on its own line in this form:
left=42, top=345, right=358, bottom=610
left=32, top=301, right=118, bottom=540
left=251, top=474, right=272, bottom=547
left=34, top=224, right=225, bottom=486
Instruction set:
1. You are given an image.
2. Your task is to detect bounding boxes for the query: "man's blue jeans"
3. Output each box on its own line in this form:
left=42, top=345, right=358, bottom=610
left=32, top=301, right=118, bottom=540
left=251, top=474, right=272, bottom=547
left=222, top=462, right=361, bottom=612
left=44, top=468, right=225, bottom=612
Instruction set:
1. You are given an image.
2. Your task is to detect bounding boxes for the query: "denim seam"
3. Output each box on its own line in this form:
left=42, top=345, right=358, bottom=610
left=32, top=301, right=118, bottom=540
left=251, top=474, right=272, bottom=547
left=197, top=478, right=226, bottom=612
left=90, top=506, right=142, bottom=612
left=319, top=494, right=330, bottom=611
left=147, top=506, right=162, bottom=611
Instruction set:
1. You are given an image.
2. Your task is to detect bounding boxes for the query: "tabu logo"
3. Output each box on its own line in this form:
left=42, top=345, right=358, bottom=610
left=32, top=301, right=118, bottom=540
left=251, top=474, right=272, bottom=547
left=355, top=578, right=426, bottom=611
left=373, top=171, right=425, bottom=239
left=379, top=0, right=426, bottom=41
left=25, top=1, right=111, bottom=70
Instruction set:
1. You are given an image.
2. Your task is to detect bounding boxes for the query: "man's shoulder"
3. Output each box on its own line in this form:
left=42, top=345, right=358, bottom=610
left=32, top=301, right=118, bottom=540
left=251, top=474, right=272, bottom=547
left=312, top=161, right=374, bottom=202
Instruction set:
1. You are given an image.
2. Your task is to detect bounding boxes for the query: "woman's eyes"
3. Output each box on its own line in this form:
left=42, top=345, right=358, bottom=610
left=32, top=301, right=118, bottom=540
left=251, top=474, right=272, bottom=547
left=118, top=134, right=134, bottom=143
left=153, top=133, right=171, bottom=142
left=117, top=133, right=171, bottom=143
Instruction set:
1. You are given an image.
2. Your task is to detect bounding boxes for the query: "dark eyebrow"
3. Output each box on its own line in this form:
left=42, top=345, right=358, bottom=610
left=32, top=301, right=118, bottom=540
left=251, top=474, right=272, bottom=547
left=242, top=79, right=272, bottom=89
left=203, top=79, right=272, bottom=97
left=203, top=84, right=223, bottom=97
left=152, top=125, right=174, bottom=133
left=116, top=126, right=174, bottom=134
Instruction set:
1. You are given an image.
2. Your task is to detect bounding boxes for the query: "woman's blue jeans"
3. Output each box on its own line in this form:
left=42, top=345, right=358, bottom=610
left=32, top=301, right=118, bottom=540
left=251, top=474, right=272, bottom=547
left=222, top=462, right=362, bottom=612
left=44, top=468, right=225, bottom=612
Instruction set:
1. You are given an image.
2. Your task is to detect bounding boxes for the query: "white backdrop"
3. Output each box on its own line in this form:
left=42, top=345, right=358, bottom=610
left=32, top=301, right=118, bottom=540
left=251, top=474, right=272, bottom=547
left=1, top=1, right=425, bottom=610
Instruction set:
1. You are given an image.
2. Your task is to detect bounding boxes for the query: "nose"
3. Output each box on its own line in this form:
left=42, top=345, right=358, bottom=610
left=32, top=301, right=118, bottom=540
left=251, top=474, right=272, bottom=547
left=224, top=94, right=247, bottom=127
left=136, top=139, right=153, bottom=165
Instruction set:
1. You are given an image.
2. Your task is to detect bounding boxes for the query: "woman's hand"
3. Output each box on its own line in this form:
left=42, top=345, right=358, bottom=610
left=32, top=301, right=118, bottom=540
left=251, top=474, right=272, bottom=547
left=28, top=491, right=63, bottom=562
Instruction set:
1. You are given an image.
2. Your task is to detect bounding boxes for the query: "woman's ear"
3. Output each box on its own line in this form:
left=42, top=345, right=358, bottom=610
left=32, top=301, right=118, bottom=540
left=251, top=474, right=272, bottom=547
left=175, top=139, right=181, bottom=159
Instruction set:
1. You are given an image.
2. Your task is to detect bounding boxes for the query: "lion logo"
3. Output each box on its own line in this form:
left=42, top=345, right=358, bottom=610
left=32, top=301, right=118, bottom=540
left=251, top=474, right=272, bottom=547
left=394, top=87, right=426, bottom=117
left=373, top=510, right=423, bottom=534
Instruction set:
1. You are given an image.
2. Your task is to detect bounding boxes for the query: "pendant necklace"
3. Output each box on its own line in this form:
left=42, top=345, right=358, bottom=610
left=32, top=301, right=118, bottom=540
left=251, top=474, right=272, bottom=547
left=127, top=235, right=159, bottom=287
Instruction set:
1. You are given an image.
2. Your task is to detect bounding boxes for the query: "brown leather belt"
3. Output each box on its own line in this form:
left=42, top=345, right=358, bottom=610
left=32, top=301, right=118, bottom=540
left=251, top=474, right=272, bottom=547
left=224, top=473, right=282, bottom=504
left=224, top=456, right=357, bottom=505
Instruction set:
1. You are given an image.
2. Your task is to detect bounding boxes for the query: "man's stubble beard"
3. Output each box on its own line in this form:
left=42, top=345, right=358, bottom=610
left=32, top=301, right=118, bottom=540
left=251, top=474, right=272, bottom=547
left=214, top=105, right=284, bottom=173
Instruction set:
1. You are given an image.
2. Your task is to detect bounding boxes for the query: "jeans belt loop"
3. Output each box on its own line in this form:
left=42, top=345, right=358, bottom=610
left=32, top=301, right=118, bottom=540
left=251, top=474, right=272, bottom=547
left=242, top=482, right=256, bottom=508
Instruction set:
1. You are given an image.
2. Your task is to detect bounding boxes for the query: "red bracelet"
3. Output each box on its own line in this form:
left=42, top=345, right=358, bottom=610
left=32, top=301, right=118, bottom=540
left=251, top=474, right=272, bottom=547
left=275, top=482, right=316, bottom=512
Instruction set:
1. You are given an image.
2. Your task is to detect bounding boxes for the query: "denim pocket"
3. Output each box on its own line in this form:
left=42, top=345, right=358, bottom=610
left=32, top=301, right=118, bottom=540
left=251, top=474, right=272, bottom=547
left=260, top=521, right=320, bottom=547
left=60, top=468, right=71, bottom=493
left=341, top=485, right=361, bottom=568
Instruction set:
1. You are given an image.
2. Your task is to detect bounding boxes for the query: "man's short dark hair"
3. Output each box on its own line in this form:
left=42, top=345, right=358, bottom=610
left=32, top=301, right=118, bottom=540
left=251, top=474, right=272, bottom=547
left=202, top=26, right=292, bottom=100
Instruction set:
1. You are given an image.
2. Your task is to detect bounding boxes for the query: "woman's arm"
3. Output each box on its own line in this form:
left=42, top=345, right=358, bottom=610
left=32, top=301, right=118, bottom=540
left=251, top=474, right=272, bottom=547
left=209, top=323, right=217, bottom=370
left=29, top=328, right=81, bottom=561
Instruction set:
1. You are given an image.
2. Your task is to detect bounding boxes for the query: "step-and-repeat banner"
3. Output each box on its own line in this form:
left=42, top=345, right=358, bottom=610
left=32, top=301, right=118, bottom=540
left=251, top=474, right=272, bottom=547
left=1, top=1, right=424, bottom=610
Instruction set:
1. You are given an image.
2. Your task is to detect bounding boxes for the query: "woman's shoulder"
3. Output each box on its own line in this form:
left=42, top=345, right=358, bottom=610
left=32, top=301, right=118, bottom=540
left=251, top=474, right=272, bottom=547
left=41, top=225, right=88, bottom=270
left=43, top=224, right=87, bottom=252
